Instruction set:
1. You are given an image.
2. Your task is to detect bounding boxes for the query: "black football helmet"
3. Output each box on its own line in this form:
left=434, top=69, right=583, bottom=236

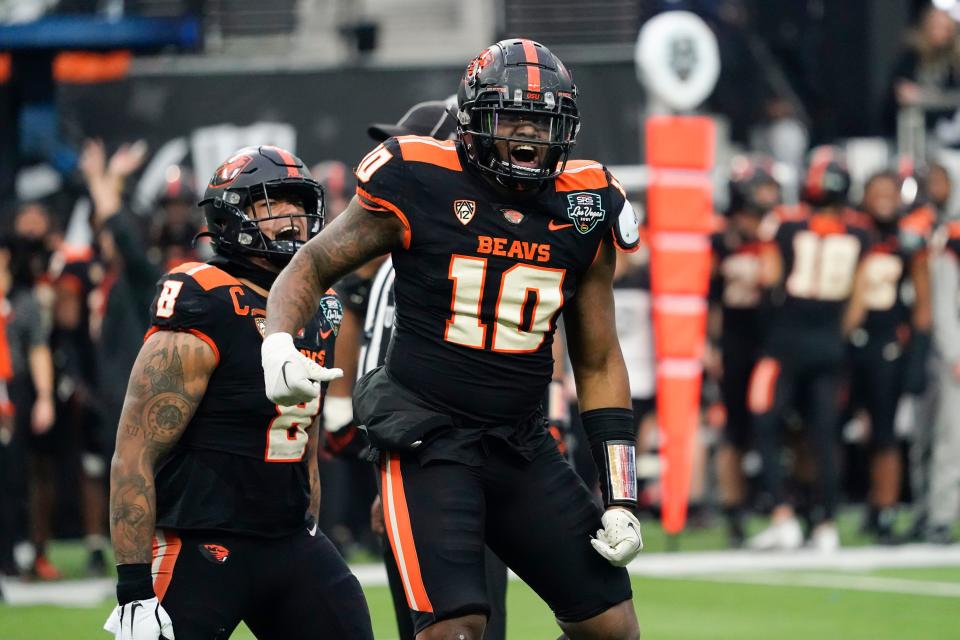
left=198, top=146, right=324, bottom=268
left=727, top=157, right=780, bottom=217
left=456, top=39, right=579, bottom=185
left=802, top=145, right=850, bottom=208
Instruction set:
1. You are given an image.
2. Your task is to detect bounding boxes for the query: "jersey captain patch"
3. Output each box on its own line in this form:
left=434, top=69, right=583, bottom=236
left=566, top=192, right=605, bottom=234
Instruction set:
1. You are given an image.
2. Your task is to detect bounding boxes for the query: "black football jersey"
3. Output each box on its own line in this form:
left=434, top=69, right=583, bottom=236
left=847, top=209, right=931, bottom=340
left=147, top=261, right=342, bottom=536
left=711, top=230, right=763, bottom=340
left=355, top=136, right=639, bottom=424
left=771, top=214, right=870, bottom=334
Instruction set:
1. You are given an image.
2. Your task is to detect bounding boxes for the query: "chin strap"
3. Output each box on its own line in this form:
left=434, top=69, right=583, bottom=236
left=208, top=255, right=279, bottom=291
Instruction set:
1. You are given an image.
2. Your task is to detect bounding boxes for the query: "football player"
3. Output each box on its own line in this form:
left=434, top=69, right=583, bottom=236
left=262, top=40, right=642, bottom=639
left=105, top=147, right=373, bottom=640
left=844, top=170, right=932, bottom=543
left=710, top=164, right=781, bottom=547
left=748, top=146, right=871, bottom=552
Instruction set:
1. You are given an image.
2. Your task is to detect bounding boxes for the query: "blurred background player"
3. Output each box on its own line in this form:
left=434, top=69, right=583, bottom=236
left=710, top=160, right=782, bottom=547
left=843, top=169, right=932, bottom=543
left=749, top=146, right=871, bottom=551
left=106, top=146, right=373, bottom=640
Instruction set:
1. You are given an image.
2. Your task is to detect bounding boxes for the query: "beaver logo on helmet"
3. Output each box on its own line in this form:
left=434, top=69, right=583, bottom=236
left=209, top=153, right=254, bottom=188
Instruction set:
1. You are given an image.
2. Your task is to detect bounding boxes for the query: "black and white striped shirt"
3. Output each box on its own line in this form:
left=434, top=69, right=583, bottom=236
left=358, top=257, right=396, bottom=377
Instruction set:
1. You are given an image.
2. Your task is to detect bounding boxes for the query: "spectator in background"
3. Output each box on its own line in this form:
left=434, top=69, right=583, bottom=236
left=312, top=161, right=352, bottom=221
left=888, top=7, right=960, bottom=145
left=51, top=252, right=110, bottom=575
left=1, top=206, right=57, bottom=579
left=926, top=161, right=953, bottom=220
left=0, top=277, right=15, bottom=576
left=928, top=217, right=960, bottom=544
left=78, top=139, right=154, bottom=460
left=148, top=165, right=200, bottom=271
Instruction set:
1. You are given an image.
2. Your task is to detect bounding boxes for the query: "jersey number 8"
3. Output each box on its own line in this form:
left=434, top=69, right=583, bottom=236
left=265, top=396, right=321, bottom=462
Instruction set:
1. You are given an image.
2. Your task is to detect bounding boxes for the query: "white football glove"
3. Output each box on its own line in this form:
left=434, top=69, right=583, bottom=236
left=103, top=597, right=175, bottom=640
left=261, top=332, right=343, bottom=405
left=590, top=507, right=644, bottom=567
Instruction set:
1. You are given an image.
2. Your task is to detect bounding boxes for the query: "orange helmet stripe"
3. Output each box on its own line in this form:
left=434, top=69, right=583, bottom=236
left=521, top=39, right=540, bottom=93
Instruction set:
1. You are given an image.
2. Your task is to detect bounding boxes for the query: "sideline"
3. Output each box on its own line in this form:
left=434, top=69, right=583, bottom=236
left=3, top=544, right=959, bottom=607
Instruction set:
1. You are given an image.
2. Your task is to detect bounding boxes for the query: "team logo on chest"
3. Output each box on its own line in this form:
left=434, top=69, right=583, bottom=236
left=502, top=208, right=525, bottom=225
left=566, top=192, right=605, bottom=234
left=254, top=316, right=266, bottom=337
left=454, top=200, right=477, bottom=225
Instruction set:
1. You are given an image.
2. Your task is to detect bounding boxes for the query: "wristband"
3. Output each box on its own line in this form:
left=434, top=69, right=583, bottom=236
left=116, top=563, right=155, bottom=605
left=581, top=408, right=637, bottom=508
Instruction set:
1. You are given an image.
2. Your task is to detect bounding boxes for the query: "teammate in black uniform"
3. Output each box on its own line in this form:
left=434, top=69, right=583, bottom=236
left=844, top=171, right=932, bottom=542
left=710, top=165, right=781, bottom=547
left=105, top=147, right=373, bottom=640
left=262, top=40, right=642, bottom=639
left=748, top=147, right=871, bottom=551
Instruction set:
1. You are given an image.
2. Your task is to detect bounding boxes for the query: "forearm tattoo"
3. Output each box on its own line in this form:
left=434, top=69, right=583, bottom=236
left=265, top=200, right=403, bottom=336
left=110, top=333, right=215, bottom=564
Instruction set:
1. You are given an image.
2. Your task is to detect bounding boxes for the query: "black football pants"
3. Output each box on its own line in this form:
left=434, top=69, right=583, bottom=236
left=152, top=527, right=373, bottom=639
left=751, top=355, right=842, bottom=522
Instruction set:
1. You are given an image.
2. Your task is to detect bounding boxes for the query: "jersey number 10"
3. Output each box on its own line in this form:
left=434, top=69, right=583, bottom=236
left=445, top=255, right=566, bottom=353
left=786, top=231, right=859, bottom=301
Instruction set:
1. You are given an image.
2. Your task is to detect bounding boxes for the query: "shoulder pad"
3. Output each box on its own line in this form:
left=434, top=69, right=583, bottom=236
left=611, top=198, right=640, bottom=252
left=774, top=203, right=810, bottom=222
left=394, top=136, right=462, bottom=172
left=166, top=262, right=242, bottom=291
left=148, top=263, right=242, bottom=340
left=900, top=206, right=935, bottom=238
left=842, top=209, right=874, bottom=231
left=555, top=160, right=608, bottom=192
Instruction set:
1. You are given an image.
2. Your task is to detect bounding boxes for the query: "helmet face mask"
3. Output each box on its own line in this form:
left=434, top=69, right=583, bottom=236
left=200, top=147, right=324, bottom=268
left=458, top=40, right=580, bottom=186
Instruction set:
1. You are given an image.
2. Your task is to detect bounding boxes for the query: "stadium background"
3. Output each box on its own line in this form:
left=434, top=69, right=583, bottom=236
left=1, top=0, right=960, bottom=638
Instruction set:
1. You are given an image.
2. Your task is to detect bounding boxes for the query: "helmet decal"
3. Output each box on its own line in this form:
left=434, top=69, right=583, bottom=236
left=209, top=152, right=254, bottom=188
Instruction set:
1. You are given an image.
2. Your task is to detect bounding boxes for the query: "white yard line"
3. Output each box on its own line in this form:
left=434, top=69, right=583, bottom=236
left=682, top=572, right=960, bottom=598
left=625, top=544, right=960, bottom=577
left=3, top=544, right=959, bottom=607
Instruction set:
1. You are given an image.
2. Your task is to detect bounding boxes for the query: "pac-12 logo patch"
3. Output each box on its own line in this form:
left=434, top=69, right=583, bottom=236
left=566, top=192, right=605, bottom=234
left=199, top=543, right=230, bottom=564
left=319, top=295, right=343, bottom=337
left=254, top=316, right=266, bottom=338
left=454, top=200, right=476, bottom=225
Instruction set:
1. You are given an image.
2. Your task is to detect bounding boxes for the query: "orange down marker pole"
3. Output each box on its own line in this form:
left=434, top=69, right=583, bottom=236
left=645, top=115, right=715, bottom=534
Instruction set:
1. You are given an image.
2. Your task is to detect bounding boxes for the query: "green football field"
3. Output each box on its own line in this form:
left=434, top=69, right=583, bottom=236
left=2, top=568, right=960, bottom=639
left=3, top=516, right=959, bottom=639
